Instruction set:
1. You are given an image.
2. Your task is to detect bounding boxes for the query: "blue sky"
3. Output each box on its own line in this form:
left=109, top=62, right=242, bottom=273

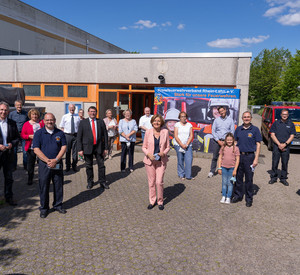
left=22, top=0, right=300, bottom=58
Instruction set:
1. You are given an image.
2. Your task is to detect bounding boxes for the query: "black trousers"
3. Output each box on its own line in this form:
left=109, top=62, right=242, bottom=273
left=84, top=146, right=106, bottom=185
left=0, top=150, right=14, bottom=200
left=27, top=149, right=37, bottom=183
left=234, top=153, right=255, bottom=203
left=38, top=161, right=64, bottom=213
left=65, top=134, right=78, bottom=168
left=121, top=142, right=135, bottom=171
left=210, top=139, right=221, bottom=173
left=271, top=144, right=290, bottom=180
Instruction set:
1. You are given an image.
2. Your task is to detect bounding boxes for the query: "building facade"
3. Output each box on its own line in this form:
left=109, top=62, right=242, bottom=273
left=0, top=53, right=251, bottom=126
left=0, top=0, right=127, bottom=55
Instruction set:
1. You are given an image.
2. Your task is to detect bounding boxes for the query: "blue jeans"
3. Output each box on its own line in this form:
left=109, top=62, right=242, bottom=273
left=221, top=167, right=234, bottom=198
left=141, top=131, right=145, bottom=142
left=174, top=145, right=193, bottom=179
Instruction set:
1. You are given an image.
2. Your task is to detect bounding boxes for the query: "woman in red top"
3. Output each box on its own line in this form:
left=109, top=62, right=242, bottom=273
left=21, top=109, right=44, bottom=185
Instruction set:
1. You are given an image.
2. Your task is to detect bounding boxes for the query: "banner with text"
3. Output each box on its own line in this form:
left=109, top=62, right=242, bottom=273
left=154, top=87, right=240, bottom=153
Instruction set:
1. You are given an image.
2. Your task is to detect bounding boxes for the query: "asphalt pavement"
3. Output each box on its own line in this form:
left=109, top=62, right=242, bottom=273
left=0, top=114, right=299, bottom=274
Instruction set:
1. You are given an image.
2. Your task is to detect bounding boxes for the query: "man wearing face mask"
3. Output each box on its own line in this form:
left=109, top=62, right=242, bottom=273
left=33, top=113, right=67, bottom=218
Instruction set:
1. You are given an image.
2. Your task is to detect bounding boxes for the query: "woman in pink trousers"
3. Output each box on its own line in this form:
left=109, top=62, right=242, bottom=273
left=142, top=114, right=170, bottom=210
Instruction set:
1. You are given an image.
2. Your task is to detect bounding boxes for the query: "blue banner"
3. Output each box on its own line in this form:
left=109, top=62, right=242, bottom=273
left=155, top=87, right=240, bottom=99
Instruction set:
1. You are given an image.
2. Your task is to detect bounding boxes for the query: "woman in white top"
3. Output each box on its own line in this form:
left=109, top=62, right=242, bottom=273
left=103, top=109, right=118, bottom=159
left=174, top=111, right=194, bottom=180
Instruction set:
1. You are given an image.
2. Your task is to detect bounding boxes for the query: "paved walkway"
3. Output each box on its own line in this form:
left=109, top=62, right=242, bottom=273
left=1, top=115, right=300, bottom=274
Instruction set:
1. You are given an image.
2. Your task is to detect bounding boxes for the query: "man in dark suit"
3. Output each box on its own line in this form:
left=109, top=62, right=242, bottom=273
left=77, top=106, right=109, bottom=190
left=0, top=101, right=20, bottom=206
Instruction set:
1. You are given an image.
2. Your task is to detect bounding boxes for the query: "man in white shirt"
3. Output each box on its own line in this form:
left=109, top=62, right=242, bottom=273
left=0, top=101, right=20, bottom=206
left=139, top=107, right=153, bottom=142
left=60, top=104, right=81, bottom=172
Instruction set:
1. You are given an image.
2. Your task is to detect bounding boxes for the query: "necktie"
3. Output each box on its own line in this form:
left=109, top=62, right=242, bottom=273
left=92, top=119, right=96, bottom=145
left=71, top=115, right=75, bottom=134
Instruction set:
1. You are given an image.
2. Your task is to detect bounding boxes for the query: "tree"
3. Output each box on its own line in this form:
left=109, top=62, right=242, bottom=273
left=278, top=50, right=300, bottom=101
left=249, top=48, right=291, bottom=105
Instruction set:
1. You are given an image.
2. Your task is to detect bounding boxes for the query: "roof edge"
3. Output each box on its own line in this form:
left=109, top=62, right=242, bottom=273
left=0, top=52, right=252, bottom=60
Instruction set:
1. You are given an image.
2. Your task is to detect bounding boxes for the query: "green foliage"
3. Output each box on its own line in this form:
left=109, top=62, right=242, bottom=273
left=249, top=48, right=291, bottom=105
left=278, top=50, right=300, bottom=101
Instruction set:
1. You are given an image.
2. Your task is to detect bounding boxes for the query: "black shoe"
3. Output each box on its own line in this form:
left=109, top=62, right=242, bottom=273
left=40, top=212, right=48, bottom=218
left=65, top=167, right=70, bottom=172
left=6, top=198, right=17, bottom=206
left=231, top=196, right=241, bottom=203
left=280, top=180, right=289, bottom=186
left=269, top=178, right=277, bottom=184
left=27, top=181, right=33, bottom=185
left=100, top=182, right=110, bottom=189
left=147, top=204, right=154, bottom=210
left=158, top=205, right=164, bottom=210
left=246, top=201, right=252, bottom=207
left=87, top=183, right=93, bottom=189
left=72, top=165, right=78, bottom=172
left=56, top=208, right=67, bottom=214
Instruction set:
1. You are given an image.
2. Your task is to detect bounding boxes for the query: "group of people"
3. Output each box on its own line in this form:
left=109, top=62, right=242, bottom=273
left=0, top=100, right=296, bottom=217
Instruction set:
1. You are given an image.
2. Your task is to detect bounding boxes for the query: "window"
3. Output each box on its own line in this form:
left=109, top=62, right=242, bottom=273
left=45, top=85, right=63, bottom=97
left=0, top=84, right=12, bottom=87
left=23, top=85, right=41, bottom=96
left=68, top=86, right=87, bottom=97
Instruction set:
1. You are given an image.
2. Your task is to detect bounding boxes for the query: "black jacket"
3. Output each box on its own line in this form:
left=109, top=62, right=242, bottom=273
left=0, top=118, right=20, bottom=157
left=77, top=118, right=108, bottom=155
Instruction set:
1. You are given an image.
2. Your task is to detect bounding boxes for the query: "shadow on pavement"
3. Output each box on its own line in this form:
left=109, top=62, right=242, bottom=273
left=63, top=186, right=105, bottom=210
left=163, top=183, right=186, bottom=205
left=0, top=165, right=39, bottom=267
left=106, top=161, right=145, bottom=185
left=253, top=184, right=260, bottom=196
left=0, top=238, right=21, bottom=268
left=191, top=165, right=202, bottom=178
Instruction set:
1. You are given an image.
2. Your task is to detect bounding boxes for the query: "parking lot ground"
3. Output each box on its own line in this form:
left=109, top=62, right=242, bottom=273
left=1, top=114, right=300, bottom=274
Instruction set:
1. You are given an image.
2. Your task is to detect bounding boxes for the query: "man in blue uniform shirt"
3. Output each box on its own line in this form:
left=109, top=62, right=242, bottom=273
left=33, top=113, right=67, bottom=218
left=269, top=109, right=296, bottom=186
left=232, top=111, right=262, bottom=207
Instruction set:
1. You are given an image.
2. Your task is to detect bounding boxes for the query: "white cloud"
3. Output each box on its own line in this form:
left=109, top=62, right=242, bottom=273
left=152, top=46, right=159, bottom=50
left=264, top=6, right=286, bottom=17
left=242, top=35, right=270, bottom=44
left=207, top=35, right=270, bottom=48
left=264, top=0, right=300, bottom=25
left=177, top=23, right=185, bottom=30
left=134, top=20, right=158, bottom=29
left=207, top=38, right=243, bottom=48
left=161, top=21, right=172, bottom=27
left=119, top=26, right=128, bottom=30
left=277, top=11, right=300, bottom=24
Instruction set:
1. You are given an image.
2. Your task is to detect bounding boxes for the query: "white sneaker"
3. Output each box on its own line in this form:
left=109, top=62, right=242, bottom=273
left=220, top=196, right=226, bottom=203
left=208, top=172, right=214, bottom=178
left=225, top=197, right=231, bottom=204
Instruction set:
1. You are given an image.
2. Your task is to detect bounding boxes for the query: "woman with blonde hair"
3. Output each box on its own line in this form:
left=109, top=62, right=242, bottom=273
left=143, top=114, right=170, bottom=210
left=118, top=109, right=138, bottom=172
left=21, top=109, right=44, bottom=185
left=103, top=109, right=118, bottom=159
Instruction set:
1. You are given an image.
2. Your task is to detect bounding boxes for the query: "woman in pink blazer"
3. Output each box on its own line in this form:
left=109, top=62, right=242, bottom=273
left=21, top=109, right=44, bottom=185
left=142, top=114, right=170, bottom=210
